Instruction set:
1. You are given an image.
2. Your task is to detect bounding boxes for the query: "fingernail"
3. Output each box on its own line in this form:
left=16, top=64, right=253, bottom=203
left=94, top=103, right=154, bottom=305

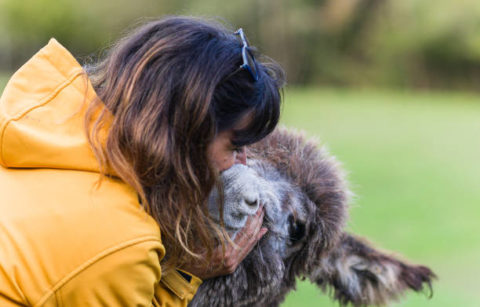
left=261, top=227, right=268, bottom=235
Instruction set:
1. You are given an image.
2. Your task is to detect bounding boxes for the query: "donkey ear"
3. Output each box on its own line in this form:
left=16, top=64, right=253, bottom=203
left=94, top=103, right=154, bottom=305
left=309, top=233, right=436, bottom=307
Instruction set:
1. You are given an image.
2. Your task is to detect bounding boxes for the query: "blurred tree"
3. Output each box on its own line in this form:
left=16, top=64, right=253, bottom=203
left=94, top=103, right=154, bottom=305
left=0, top=0, right=104, bottom=69
left=0, top=0, right=173, bottom=69
left=1, top=0, right=480, bottom=91
left=361, top=0, right=480, bottom=89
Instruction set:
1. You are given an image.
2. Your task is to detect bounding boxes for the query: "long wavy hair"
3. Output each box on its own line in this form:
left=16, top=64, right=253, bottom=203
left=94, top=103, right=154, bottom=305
left=84, top=16, right=285, bottom=272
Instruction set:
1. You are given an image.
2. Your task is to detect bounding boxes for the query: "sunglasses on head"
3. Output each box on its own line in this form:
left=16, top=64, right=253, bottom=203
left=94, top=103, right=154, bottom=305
left=234, top=28, right=259, bottom=82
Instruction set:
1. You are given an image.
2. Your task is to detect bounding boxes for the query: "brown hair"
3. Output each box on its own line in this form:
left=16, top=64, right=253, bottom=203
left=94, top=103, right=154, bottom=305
left=84, top=16, right=285, bottom=271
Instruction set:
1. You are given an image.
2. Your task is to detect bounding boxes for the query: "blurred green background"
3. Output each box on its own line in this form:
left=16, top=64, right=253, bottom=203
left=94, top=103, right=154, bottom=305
left=1, top=0, right=479, bottom=306
left=2, top=0, right=480, bottom=90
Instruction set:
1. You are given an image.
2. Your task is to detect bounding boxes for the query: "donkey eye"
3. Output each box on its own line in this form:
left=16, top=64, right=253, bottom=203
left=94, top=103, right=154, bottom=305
left=288, top=214, right=305, bottom=243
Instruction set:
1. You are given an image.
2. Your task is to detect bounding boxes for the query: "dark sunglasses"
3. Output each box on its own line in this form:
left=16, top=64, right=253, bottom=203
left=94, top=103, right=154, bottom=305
left=235, top=28, right=259, bottom=81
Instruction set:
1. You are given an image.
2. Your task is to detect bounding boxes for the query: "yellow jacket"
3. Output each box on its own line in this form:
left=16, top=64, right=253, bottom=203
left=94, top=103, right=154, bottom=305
left=0, top=39, right=201, bottom=307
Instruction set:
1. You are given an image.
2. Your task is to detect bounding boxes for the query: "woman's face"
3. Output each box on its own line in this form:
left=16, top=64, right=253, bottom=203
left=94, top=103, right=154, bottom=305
left=208, top=129, right=247, bottom=172
left=208, top=114, right=251, bottom=172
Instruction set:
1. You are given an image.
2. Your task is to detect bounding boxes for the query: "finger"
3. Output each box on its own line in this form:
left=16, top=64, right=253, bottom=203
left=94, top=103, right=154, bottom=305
left=236, top=225, right=267, bottom=259
left=210, top=208, right=267, bottom=275
left=235, top=206, right=261, bottom=235
left=257, top=227, right=268, bottom=241
left=234, top=206, right=265, bottom=245
left=250, top=205, right=265, bottom=233
left=235, top=220, right=266, bottom=261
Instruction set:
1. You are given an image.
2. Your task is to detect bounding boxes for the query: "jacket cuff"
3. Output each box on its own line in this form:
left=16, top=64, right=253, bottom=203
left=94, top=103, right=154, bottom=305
left=160, top=269, right=202, bottom=300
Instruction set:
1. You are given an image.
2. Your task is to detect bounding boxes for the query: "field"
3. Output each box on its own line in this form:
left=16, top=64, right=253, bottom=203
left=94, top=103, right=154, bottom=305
left=1, top=75, right=479, bottom=306
left=281, top=88, right=480, bottom=307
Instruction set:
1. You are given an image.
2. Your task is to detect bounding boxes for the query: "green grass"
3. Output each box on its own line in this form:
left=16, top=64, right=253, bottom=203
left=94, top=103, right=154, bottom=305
left=281, top=88, right=480, bottom=307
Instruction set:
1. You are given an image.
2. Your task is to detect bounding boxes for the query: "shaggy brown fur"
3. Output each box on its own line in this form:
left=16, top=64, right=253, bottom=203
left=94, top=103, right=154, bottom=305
left=188, top=127, right=436, bottom=307
left=314, top=233, right=434, bottom=306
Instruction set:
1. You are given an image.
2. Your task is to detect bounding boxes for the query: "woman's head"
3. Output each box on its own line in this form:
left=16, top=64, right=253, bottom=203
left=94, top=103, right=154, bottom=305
left=85, top=16, right=285, bottom=270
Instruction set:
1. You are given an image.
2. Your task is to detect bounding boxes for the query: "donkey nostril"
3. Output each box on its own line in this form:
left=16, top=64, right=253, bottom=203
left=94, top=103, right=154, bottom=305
left=245, top=199, right=258, bottom=207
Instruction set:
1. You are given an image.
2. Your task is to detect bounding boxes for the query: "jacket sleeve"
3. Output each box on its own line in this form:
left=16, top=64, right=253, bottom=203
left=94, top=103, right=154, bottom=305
left=52, top=240, right=162, bottom=306
left=52, top=240, right=200, bottom=307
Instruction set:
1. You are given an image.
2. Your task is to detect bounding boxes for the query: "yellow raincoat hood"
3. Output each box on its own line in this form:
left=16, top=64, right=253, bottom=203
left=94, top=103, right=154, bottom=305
left=0, top=39, right=98, bottom=171
left=0, top=39, right=201, bottom=307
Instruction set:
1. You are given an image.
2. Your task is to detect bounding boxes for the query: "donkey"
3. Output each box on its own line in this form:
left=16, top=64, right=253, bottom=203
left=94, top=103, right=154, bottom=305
left=190, top=127, right=435, bottom=307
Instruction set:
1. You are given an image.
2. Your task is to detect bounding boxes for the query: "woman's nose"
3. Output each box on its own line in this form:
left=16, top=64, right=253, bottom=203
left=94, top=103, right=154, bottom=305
left=235, top=147, right=247, bottom=165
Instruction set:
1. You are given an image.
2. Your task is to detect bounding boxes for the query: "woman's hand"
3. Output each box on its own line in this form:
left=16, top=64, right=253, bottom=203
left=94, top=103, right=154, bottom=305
left=181, top=206, right=268, bottom=280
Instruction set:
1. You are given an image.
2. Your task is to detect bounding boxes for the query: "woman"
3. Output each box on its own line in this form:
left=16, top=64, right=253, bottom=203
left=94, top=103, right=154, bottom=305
left=0, top=16, right=284, bottom=306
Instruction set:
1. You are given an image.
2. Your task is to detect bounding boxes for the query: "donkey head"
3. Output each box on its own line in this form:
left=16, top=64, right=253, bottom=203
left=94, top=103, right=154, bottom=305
left=190, top=128, right=435, bottom=307
left=194, top=155, right=349, bottom=306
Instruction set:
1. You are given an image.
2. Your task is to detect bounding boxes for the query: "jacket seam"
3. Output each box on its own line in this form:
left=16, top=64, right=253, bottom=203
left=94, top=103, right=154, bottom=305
left=0, top=69, right=84, bottom=166
left=34, top=236, right=162, bottom=307
left=54, top=287, right=63, bottom=307
left=42, top=48, right=92, bottom=99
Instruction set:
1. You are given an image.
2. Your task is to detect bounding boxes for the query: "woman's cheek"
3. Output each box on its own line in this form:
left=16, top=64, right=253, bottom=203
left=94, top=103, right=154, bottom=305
left=219, top=152, right=236, bottom=172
